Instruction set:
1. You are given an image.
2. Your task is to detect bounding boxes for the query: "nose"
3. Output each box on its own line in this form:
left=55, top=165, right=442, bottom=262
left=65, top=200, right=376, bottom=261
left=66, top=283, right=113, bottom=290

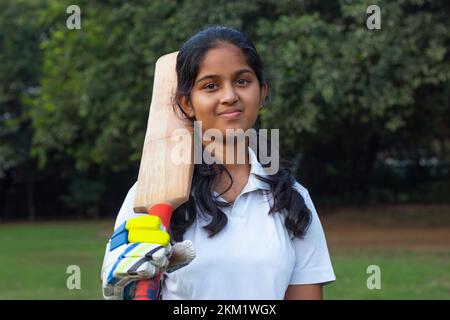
left=219, top=83, right=238, bottom=105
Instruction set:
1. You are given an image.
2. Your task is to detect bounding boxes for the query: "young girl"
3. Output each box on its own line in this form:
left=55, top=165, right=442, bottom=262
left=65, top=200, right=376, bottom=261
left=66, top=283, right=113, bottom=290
left=101, top=25, right=336, bottom=300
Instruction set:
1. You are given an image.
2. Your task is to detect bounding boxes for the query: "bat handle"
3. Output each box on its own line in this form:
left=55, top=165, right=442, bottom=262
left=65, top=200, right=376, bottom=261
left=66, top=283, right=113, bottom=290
left=133, top=273, right=162, bottom=300
left=133, top=203, right=173, bottom=300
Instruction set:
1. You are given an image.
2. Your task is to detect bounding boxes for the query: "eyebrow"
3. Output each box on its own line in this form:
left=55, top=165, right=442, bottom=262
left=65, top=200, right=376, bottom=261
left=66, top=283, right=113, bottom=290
left=195, top=68, right=254, bottom=85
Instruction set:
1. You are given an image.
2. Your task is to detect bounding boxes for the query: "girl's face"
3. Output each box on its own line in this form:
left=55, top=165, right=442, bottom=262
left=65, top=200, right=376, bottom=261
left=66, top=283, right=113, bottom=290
left=179, top=43, right=267, bottom=139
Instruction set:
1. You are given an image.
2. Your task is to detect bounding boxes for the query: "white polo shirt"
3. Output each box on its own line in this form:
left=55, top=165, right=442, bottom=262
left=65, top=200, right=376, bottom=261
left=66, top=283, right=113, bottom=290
left=114, top=147, right=336, bottom=300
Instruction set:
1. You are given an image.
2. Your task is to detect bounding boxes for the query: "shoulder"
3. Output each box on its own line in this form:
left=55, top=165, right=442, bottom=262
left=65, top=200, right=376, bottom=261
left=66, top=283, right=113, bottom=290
left=113, top=182, right=147, bottom=230
left=290, top=180, right=323, bottom=237
left=126, top=181, right=138, bottom=197
left=292, top=181, right=310, bottom=199
left=291, top=181, right=315, bottom=212
left=288, top=182, right=336, bottom=285
left=122, top=181, right=138, bottom=210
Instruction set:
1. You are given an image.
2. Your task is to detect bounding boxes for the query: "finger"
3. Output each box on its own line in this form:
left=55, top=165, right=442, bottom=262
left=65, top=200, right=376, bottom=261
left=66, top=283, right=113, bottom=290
left=122, top=256, right=159, bottom=279
left=128, top=229, right=170, bottom=245
left=146, top=245, right=169, bottom=268
left=113, top=256, right=142, bottom=277
left=125, top=215, right=161, bottom=230
left=167, top=240, right=196, bottom=272
left=114, top=243, right=159, bottom=276
left=133, top=261, right=158, bottom=279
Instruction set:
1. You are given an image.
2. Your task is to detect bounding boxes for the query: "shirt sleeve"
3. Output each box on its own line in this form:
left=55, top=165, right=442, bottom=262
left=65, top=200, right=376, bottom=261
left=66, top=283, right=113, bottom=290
left=289, top=182, right=336, bottom=285
left=113, top=182, right=148, bottom=230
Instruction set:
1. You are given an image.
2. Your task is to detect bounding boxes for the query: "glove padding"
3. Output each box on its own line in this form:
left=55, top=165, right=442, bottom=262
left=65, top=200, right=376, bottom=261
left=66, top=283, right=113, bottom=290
left=101, top=216, right=196, bottom=300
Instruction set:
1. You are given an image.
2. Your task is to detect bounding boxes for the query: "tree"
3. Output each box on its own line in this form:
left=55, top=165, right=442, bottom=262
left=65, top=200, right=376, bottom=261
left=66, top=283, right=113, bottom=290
left=256, top=0, right=450, bottom=202
left=2, top=0, right=447, bottom=220
left=0, top=0, right=49, bottom=219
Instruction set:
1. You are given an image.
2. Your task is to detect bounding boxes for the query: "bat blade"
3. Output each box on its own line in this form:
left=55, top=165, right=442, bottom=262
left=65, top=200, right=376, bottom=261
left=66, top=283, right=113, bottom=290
left=133, top=52, right=194, bottom=214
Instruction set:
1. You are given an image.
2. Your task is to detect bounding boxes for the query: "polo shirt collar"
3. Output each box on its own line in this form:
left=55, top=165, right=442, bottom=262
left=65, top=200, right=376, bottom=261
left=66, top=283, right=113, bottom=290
left=212, top=146, right=271, bottom=201
left=246, top=146, right=271, bottom=191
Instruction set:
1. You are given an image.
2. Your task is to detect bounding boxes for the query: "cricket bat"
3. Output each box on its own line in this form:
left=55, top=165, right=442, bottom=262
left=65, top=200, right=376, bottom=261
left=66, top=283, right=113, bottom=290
left=132, top=51, right=194, bottom=300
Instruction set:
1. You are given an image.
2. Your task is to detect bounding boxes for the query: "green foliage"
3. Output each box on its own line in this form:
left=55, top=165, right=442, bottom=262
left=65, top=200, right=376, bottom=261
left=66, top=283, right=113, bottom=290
left=29, top=0, right=287, bottom=172
left=0, top=0, right=47, bottom=177
left=1, top=0, right=449, bottom=219
left=60, top=178, right=106, bottom=217
left=255, top=0, right=450, bottom=200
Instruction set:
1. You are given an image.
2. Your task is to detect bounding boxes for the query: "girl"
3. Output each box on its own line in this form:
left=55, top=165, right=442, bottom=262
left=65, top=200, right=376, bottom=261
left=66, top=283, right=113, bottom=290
left=105, top=25, right=336, bottom=300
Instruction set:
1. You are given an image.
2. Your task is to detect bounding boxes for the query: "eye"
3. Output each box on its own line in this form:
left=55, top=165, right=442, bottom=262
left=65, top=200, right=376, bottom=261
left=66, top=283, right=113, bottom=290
left=203, top=83, right=218, bottom=91
left=236, top=79, right=251, bottom=86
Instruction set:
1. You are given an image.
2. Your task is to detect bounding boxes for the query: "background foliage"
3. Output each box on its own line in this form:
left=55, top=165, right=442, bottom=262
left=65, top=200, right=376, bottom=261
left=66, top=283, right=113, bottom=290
left=1, top=0, right=449, bottom=220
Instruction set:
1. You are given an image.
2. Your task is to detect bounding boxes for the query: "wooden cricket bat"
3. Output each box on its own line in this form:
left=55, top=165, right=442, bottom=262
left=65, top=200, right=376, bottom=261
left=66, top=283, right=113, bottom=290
left=132, top=51, right=194, bottom=300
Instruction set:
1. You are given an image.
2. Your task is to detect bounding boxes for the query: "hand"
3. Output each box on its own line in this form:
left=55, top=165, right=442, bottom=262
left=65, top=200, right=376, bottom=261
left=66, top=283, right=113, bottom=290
left=100, top=215, right=195, bottom=300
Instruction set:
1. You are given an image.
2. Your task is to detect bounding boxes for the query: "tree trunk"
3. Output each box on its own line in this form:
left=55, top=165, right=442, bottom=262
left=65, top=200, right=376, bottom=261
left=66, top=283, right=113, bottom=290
left=0, top=169, right=13, bottom=220
left=27, top=175, right=36, bottom=221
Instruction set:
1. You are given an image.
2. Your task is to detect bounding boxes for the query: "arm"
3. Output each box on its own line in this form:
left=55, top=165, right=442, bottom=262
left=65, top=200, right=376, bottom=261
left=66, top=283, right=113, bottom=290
left=284, top=284, right=323, bottom=300
left=287, top=184, right=336, bottom=298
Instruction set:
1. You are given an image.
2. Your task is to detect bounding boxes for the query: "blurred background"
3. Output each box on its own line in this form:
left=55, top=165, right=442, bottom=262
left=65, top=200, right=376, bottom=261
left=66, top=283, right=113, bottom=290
left=0, top=0, right=449, bottom=299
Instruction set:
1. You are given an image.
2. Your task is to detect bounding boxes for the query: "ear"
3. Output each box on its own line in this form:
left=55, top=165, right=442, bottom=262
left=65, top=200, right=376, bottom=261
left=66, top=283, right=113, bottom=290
left=259, top=82, right=268, bottom=108
left=178, top=95, right=195, bottom=119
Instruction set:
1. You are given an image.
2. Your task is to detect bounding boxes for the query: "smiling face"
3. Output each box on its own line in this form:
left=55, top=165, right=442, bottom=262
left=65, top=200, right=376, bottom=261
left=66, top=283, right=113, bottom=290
left=179, top=42, right=267, bottom=140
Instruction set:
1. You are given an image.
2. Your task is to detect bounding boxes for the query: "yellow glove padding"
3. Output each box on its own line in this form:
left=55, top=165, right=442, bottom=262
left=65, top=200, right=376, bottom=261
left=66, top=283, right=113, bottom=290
left=125, top=216, right=170, bottom=246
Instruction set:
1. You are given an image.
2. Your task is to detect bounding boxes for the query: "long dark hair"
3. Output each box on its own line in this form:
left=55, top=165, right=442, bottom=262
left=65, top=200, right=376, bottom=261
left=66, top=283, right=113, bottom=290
left=170, top=25, right=312, bottom=241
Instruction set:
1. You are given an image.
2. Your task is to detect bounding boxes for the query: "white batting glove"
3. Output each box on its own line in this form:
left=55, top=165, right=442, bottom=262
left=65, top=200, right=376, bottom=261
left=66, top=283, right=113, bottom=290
left=100, top=216, right=195, bottom=300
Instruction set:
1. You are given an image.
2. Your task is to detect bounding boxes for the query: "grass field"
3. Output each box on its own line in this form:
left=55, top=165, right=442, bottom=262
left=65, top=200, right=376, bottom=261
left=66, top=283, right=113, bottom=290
left=0, top=221, right=109, bottom=299
left=1, top=205, right=449, bottom=299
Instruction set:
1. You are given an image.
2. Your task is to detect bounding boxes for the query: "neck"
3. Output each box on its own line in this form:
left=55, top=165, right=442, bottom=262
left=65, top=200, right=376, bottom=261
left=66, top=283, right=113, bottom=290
left=208, top=137, right=251, bottom=199
left=202, top=136, right=251, bottom=173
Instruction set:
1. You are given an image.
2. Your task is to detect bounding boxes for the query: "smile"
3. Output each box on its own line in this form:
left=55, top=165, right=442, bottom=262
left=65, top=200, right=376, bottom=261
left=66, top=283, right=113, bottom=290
left=219, top=111, right=243, bottom=119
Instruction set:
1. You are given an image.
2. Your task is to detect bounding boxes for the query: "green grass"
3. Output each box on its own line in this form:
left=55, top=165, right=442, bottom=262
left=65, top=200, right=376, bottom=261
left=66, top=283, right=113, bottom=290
left=0, top=221, right=113, bottom=300
left=325, top=248, right=450, bottom=300
left=0, top=220, right=449, bottom=299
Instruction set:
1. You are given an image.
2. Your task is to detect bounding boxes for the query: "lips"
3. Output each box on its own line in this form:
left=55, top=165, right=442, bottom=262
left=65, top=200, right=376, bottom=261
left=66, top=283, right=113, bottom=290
left=218, top=107, right=243, bottom=115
